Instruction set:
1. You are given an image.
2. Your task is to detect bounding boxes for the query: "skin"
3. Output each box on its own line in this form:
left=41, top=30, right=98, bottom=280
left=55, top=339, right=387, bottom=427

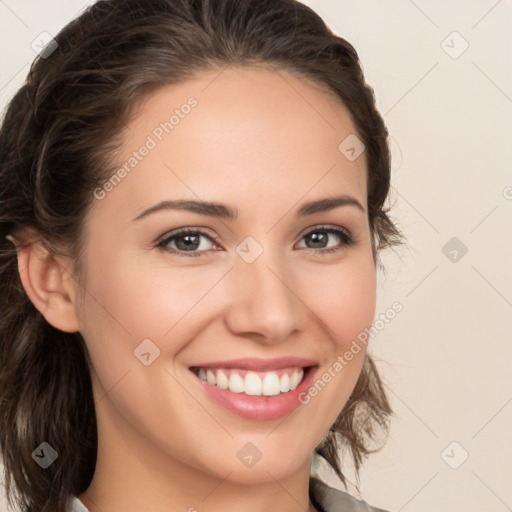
left=16, top=65, right=376, bottom=512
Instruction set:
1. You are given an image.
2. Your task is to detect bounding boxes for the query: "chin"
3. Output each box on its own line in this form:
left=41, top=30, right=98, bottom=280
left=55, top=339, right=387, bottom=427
left=202, top=448, right=311, bottom=485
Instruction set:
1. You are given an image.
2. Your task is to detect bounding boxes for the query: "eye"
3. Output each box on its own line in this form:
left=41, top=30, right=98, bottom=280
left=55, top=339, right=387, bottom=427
left=296, top=225, right=356, bottom=255
left=156, top=228, right=220, bottom=258
left=156, top=225, right=356, bottom=258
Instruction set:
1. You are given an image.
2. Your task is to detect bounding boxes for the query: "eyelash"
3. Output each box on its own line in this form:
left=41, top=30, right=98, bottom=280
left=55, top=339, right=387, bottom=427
left=155, top=225, right=356, bottom=258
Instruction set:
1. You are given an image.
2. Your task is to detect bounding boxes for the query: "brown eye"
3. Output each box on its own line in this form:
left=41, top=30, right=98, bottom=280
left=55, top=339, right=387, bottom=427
left=157, top=228, right=220, bottom=257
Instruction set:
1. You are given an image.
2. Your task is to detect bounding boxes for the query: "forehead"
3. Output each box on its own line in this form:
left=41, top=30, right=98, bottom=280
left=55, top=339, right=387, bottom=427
left=96, top=66, right=367, bottom=222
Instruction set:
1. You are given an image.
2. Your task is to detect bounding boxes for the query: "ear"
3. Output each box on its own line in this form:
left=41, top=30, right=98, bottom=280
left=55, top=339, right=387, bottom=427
left=13, top=230, right=81, bottom=333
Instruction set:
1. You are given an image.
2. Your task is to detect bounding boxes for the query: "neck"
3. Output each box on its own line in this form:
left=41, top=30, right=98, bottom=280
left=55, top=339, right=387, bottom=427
left=77, top=407, right=319, bottom=512
left=79, top=461, right=318, bottom=512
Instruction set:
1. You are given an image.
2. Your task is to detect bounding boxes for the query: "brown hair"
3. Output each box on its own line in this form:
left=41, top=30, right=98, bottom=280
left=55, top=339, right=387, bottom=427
left=0, top=0, right=405, bottom=510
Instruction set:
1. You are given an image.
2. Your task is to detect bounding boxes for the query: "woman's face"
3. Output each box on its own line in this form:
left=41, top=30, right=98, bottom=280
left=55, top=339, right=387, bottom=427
left=75, top=66, right=376, bottom=484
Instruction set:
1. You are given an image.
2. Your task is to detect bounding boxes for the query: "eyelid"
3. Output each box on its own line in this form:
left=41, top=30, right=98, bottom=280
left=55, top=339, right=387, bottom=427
left=155, top=226, right=221, bottom=245
left=300, top=223, right=352, bottom=239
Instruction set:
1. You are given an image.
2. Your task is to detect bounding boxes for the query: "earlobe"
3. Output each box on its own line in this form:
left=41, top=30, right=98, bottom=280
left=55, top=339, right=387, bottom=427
left=14, top=234, right=81, bottom=334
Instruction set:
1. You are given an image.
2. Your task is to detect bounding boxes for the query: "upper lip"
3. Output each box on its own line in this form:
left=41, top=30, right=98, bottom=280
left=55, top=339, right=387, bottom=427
left=189, top=357, right=318, bottom=372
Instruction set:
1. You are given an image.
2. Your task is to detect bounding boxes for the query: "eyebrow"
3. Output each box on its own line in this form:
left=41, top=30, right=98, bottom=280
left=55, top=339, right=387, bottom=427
left=132, top=194, right=365, bottom=222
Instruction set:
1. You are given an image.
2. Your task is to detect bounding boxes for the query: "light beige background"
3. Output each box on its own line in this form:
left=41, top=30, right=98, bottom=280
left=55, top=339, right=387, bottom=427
left=0, top=1, right=511, bottom=511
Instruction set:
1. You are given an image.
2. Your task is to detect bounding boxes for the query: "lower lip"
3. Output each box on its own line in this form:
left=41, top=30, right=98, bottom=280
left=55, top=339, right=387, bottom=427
left=189, top=366, right=318, bottom=420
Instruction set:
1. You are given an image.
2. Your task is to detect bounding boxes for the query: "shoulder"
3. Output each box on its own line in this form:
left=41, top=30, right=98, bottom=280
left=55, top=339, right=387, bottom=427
left=309, top=476, right=392, bottom=512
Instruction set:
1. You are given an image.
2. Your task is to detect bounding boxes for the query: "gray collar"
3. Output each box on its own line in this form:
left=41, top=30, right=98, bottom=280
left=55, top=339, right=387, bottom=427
left=309, top=476, right=391, bottom=512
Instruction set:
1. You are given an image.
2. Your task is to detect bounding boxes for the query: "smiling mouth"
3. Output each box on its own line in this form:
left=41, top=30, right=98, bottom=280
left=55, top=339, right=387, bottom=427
left=189, top=366, right=313, bottom=396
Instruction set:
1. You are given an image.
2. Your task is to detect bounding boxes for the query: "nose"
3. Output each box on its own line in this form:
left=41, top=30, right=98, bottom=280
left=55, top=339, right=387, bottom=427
left=223, top=250, right=309, bottom=344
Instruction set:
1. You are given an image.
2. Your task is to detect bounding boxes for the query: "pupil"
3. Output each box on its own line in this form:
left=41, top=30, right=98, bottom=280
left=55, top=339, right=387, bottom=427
left=308, top=232, right=326, bottom=248
left=177, top=234, right=200, bottom=251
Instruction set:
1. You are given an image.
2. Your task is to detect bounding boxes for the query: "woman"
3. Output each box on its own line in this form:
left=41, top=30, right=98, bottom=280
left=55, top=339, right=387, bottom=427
left=0, top=1, right=404, bottom=511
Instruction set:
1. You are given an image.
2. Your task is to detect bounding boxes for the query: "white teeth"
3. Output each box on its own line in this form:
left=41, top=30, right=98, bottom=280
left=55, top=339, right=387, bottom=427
left=228, top=373, right=245, bottom=393
left=195, top=367, right=306, bottom=396
left=290, top=369, right=304, bottom=390
left=244, top=372, right=262, bottom=395
left=216, top=369, right=229, bottom=389
left=206, top=370, right=216, bottom=385
left=262, top=372, right=280, bottom=396
left=279, top=373, right=290, bottom=392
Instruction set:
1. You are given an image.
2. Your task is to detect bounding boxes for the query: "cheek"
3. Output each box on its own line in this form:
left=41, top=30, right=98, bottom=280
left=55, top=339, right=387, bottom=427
left=305, top=255, right=377, bottom=351
left=80, top=247, right=188, bottom=336
left=298, top=256, right=376, bottom=422
left=77, top=246, right=225, bottom=370
left=75, top=248, right=173, bottom=389
left=335, top=270, right=376, bottom=349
